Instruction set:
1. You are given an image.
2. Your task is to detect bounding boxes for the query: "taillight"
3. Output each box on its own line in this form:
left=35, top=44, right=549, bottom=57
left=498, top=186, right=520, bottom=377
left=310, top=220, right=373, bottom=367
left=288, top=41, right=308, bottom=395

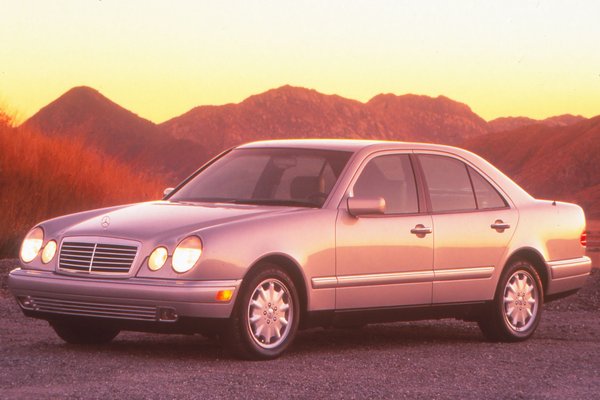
left=580, top=231, right=587, bottom=247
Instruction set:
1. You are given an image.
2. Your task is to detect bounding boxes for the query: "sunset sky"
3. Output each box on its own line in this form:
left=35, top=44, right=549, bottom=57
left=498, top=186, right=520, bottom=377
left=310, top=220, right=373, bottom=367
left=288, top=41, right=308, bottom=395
left=1, top=1, right=599, bottom=123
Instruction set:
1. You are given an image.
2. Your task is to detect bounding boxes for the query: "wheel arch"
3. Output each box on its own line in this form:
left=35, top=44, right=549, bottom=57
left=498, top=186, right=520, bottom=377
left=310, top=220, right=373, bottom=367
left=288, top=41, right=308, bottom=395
left=244, top=253, right=309, bottom=325
left=503, top=247, right=549, bottom=294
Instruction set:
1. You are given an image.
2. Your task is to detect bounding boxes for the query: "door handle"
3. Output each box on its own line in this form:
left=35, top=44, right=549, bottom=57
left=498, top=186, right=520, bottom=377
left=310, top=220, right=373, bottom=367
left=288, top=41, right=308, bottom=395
left=491, top=220, right=510, bottom=231
left=411, top=224, right=432, bottom=235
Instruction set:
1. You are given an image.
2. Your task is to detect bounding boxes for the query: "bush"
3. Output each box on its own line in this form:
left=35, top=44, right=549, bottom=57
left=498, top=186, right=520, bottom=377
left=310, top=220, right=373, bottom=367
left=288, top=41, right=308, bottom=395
left=0, top=115, right=165, bottom=258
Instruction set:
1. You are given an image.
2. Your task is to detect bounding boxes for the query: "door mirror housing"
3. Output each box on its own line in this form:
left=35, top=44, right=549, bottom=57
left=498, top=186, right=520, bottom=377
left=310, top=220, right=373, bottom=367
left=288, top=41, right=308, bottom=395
left=347, top=197, right=386, bottom=217
left=163, top=187, right=175, bottom=197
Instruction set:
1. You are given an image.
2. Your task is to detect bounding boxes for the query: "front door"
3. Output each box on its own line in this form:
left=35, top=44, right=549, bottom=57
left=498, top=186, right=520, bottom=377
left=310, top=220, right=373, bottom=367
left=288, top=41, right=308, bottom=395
left=335, top=152, right=434, bottom=309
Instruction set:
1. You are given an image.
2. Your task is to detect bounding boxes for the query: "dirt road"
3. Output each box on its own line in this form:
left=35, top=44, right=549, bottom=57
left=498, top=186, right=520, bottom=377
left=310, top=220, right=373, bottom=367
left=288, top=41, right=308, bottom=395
left=1, top=259, right=598, bottom=399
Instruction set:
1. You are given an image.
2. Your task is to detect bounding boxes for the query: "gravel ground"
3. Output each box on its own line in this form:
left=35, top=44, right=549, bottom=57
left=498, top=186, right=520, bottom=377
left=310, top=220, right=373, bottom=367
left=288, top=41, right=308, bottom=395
left=1, top=259, right=599, bottom=399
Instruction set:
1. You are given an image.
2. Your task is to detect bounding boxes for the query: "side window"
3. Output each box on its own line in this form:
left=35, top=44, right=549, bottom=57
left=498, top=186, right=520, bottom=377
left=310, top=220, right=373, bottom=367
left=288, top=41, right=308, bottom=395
left=353, top=154, right=419, bottom=214
left=468, top=166, right=507, bottom=209
left=418, top=154, right=476, bottom=212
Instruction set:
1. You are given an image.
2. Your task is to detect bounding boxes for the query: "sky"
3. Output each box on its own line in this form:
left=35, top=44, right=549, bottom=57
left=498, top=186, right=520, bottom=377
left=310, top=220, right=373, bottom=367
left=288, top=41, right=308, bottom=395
left=1, top=0, right=599, bottom=124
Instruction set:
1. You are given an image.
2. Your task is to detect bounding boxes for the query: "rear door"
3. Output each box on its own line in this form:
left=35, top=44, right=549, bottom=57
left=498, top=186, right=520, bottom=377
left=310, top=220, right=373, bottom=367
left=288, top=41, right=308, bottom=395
left=416, top=153, right=518, bottom=303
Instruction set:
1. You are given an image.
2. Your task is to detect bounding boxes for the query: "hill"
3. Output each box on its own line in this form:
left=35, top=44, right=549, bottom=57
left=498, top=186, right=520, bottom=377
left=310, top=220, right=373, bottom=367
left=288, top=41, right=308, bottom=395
left=488, top=114, right=585, bottom=133
left=464, top=116, right=600, bottom=219
left=160, top=85, right=489, bottom=150
left=25, top=85, right=589, bottom=180
left=0, top=115, right=165, bottom=258
left=23, top=87, right=208, bottom=181
left=18, top=85, right=599, bottom=221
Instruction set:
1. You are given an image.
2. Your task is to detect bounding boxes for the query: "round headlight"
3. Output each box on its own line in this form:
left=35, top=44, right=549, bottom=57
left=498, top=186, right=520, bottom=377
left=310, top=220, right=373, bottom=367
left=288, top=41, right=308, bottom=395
left=20, top=227, right=44, bottom=263
left=148, top=247, right=168, bottom=271
left=41, top=240, right=57, bottom=264
left=172, top=236, right=202, bottom=273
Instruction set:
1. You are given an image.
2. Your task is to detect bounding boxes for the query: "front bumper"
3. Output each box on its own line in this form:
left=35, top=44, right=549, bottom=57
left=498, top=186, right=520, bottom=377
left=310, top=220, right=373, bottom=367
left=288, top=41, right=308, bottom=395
left=8, top=268, right=241, bottom=323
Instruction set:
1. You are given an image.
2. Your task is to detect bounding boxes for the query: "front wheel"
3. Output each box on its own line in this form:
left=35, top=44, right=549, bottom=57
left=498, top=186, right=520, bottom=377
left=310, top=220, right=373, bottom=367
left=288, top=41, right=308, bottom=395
left=478, top=260, right=543, bottom=341
left=222, top=265, right=300, bottom=360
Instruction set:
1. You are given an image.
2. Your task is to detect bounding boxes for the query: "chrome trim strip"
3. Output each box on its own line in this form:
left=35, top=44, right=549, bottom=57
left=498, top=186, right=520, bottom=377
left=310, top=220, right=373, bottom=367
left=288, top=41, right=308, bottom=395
left=312, top=266, right=495, bottom=289
left=338, top=271, right=434, bottom=287
left=433, top=266, right=495, bottom=281
left=548, top=256, right=592, bottom=279
left=311, top=276, right=338, bottom=289
left=88, top=243, right=98, bottom=272
left=20, top=296, right=158, bottom=321
left=313, top=271, right=433, bottom=289
left=12, top=268, right=242, bottom=288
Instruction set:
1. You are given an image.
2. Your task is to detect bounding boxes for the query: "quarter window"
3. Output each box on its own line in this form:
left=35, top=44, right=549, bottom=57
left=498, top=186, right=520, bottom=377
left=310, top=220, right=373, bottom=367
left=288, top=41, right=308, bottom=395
left=353, top=154, right=419, bottom=214
left=418, top=154, right=476, bottom=212
left=468, top=167, right=507, bottom=209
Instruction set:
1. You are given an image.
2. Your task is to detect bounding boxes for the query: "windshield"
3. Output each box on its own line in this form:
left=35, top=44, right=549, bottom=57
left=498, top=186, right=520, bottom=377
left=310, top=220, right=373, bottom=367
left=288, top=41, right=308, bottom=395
left=171, top=148, right=353, bottom=207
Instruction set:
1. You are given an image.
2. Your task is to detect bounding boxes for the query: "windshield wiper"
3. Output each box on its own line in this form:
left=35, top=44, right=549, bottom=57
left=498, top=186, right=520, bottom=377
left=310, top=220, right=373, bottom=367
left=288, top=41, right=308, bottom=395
left=172, top=198, right=320, bottom=208
left=225, top=199, right=320, bottom=208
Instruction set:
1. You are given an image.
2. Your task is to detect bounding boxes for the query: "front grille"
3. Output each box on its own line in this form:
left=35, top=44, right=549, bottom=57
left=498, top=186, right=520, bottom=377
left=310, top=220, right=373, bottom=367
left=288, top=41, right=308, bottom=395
left=20, top=296, right=157, bottom=321
left=59, top=241, right=138, bottom=274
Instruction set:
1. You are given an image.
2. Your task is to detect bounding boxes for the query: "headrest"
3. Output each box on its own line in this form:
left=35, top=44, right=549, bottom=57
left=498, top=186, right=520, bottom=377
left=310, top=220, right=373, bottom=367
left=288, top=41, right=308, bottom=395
left=290, top=176, right=320, bottom=199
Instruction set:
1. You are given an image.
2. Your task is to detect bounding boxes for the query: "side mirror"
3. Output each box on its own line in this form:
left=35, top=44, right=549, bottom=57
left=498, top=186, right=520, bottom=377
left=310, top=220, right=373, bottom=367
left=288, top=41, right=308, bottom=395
left=163, top=187, right=175, bottom=197
left=347, top=197, right=386, bottom=217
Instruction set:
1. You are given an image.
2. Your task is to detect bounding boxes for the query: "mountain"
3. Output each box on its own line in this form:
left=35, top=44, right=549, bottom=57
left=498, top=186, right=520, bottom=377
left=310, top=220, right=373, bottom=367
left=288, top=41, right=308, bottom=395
left=160, top=85, right=489, bottom=150
left=488, top=114, right=585, bottom=133
left=25, top=86, right=588, bottom=179
left=366, top=93, right=488, bottom=142
left=23, top=87, right=208, bottom=181
left=20, top=85, right=598, bottom=219
left=464, top=116, right=600, bottom=218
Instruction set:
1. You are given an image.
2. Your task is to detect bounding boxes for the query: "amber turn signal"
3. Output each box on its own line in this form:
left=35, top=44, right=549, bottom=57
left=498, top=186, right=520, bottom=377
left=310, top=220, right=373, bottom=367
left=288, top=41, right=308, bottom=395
left=216, top=289, right=233, bottom=302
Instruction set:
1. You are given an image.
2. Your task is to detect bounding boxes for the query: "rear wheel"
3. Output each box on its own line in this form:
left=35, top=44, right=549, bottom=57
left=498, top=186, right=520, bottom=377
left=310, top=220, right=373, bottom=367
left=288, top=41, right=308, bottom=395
left=222, top=265, right=300, bottom=360
left=50, top=320, right=120, bottom=345
left=479, top=260, right=543, bottom=341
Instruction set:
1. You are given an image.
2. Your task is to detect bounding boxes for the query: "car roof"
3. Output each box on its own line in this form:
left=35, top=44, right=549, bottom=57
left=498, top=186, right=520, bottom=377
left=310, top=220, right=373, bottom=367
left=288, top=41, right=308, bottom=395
left=237, top=138, right=460, bottom=153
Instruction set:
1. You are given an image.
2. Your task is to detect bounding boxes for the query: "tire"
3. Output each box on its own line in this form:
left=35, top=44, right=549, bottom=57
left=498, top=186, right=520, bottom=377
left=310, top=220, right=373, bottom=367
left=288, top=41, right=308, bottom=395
left=478, top=260, right=543, bottom=342
left=222, top=264, right=300, bottom=360
left=50, top=320, right=120, bottom=345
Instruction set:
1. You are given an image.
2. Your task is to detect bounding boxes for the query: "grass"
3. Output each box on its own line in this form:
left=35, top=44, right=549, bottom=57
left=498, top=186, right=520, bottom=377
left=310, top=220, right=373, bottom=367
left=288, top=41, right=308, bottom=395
left=0, top=113, right=166, bottom=258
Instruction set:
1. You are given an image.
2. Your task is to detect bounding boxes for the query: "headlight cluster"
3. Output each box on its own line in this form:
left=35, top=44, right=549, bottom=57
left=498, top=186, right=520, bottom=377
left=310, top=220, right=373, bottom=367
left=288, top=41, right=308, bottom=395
left=20, top=227, right=58, bottom=264
left=21, top=227, right=203, bottom=274
left=172, top=236, right=203, bottom=273
left=148, top=247, right=168, bottom=271
left=41, top=240, right=57, bottom=264
left=20, top=227, right=44, bottom=263
left=148, top=236, right=202, bottom=274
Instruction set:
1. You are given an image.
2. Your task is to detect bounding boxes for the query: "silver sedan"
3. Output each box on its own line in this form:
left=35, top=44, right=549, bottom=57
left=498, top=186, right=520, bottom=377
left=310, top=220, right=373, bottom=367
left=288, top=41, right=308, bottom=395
left=9, top=140, right=592, bottom=359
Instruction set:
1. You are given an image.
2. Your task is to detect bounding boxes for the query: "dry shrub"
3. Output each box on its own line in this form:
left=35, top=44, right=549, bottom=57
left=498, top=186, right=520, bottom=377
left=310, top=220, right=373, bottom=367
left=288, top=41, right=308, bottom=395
left=0, top=115, right=166, bottom=258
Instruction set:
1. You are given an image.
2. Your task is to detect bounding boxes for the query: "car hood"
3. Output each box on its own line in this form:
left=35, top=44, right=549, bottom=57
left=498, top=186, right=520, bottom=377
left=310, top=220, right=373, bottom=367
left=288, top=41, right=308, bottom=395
left=59, top=201, right=302, bottom=242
